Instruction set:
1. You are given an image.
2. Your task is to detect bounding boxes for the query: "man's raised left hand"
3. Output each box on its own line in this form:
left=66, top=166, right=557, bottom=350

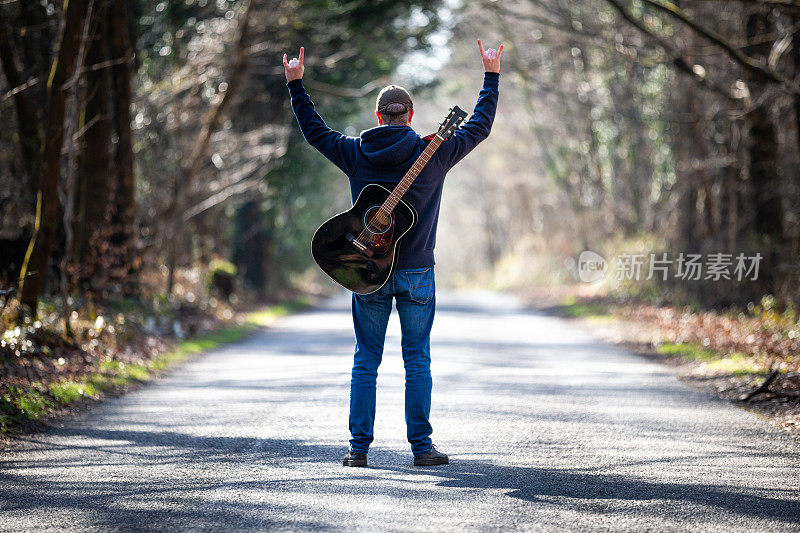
left=477, top=39, right=503, bottom=73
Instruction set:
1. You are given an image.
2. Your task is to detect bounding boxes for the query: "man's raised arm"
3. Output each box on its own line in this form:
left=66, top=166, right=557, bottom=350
left=437, top=39, right=502, bottom=170
left=283, top=47, right=356, bottom=174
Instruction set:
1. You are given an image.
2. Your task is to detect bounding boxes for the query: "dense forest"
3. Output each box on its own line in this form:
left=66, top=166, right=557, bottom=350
left=3, top=2, right=800, bottom=517
left=0, top=0, right=442, bottom=319
left=1, top=0, right=799, bottom=345
left=433, top=0, right=800, bottom=310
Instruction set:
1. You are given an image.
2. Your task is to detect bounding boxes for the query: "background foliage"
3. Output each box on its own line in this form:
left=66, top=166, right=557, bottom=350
left=1, top=0, right=799, bottom=320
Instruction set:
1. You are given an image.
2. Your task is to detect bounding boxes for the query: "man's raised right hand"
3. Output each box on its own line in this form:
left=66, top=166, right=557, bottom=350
left=283, top=47, right=305, bottom=82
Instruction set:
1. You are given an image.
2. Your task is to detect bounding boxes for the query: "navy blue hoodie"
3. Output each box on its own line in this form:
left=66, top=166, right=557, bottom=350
left=287, top=72, right=499, bottom=269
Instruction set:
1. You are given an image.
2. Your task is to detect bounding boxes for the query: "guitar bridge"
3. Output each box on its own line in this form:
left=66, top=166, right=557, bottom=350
left=345, top=233, right=374, bottom=257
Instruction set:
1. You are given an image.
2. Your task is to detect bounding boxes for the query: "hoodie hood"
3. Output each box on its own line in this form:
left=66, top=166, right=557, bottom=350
left=359, top=125, right=420, bottom=167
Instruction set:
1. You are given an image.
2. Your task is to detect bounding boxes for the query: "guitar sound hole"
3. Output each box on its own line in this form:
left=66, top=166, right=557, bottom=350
left=363, top=206, right=393, bottom=235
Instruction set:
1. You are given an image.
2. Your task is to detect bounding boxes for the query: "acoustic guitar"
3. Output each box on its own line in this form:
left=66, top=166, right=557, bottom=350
left=311, top=106, right=467, bottom=294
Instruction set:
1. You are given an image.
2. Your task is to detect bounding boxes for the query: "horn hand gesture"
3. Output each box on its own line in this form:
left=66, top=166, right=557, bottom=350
left=477, top=39, right=503, bottom=73
left=283, top=47, right=305, bottom=82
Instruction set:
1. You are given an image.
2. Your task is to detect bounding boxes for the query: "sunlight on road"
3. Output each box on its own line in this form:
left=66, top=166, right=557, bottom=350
left=3, top=292, right=799, bottom=531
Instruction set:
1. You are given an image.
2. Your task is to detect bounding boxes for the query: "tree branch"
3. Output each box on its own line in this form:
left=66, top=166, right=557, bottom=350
left=640, top=0, right=788, bottom=85
left=185, top=0, right=254, bottom=183
left=602, top=0, right=738, bottom=100
left=0, top=75, right=39, bottom=101
left=742, top=369, right=780, bottom=401
left=303, top=77, right=385, bottom=98
left=710, top=0, right=800, bottom=10
left=0, top=6, right=42, bottom=177
left=182, top=163, right=263, bottom=222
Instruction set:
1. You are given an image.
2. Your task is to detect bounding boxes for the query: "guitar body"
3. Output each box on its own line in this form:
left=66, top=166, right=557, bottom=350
left=311, top=183, right=417, bottom=294
left=310, top=106, right=466, bottom=294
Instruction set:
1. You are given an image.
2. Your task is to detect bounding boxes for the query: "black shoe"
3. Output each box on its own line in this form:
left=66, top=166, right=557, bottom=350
left=414, top=444, right=449, bottom=466
left=342, top=449, right=368, bottom=467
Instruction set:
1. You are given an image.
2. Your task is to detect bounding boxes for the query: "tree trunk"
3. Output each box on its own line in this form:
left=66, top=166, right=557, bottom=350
left=166, top=0, right=254, bottom=296
left=17, top=0, right=92, bottom=315
left=18, top=0, right=53, bottom=100
left=792, top=18, right=800, bottom=307
left=107, top=0, right=138, bottom=295
left=672, top=15, right=704, bottom=253
left=719, top=126, right=741, bottom=250
left=745, top=10, right=783, bottom=243
left=747, top=111, right=781, bottom=239
left=0, top=7, right=41, bottom=185
left=74, top=0, right=112, bottom=279
left=233, top=199, right=267, bottom=297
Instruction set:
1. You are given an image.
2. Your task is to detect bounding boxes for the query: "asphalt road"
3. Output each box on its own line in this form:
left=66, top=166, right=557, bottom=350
left=1, top=291, right=799, bottom=532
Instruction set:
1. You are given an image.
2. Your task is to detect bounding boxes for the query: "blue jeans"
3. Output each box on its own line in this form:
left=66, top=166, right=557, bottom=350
left=349, top=266, right=436, bottom=456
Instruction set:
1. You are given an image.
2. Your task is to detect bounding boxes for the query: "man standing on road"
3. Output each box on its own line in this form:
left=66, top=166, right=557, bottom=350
left=283, top=40, right=502, bottom=467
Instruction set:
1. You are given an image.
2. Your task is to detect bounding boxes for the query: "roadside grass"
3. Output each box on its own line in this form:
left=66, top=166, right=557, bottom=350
left=554, top=294, right=772, bottom=379
left=656, top=341, right=717, bottom=361
left=537, top=285, right=798, bottom=437
left=656, top=342, right=767, bottom=376
left=0, top=302, right=306, bottom=434
left=558, top=295, right=614, bottom=322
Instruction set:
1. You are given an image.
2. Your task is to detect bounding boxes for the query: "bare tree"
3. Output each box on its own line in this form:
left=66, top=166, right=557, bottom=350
left=17, top=0, right=93, bottom=316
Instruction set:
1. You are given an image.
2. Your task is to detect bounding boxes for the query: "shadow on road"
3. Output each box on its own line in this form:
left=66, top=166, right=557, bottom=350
left=3, top=426, right=798, bottom=526
left=369, top=457, right=800, bottom=523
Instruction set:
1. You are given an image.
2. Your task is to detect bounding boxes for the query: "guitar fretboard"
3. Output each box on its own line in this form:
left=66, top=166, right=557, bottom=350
left=379, top=135, right=444, bottom=215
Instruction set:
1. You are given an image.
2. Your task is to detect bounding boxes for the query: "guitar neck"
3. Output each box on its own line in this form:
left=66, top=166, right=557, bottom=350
left=380, top=135, right=444, bottom=213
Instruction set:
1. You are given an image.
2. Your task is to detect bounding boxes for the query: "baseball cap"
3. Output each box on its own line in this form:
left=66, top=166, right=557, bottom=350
left=376, top=85, right=413, bottom=115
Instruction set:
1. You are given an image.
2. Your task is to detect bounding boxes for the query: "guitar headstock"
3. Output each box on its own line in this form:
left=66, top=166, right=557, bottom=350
left=436, top=106, right=468, bottom=140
